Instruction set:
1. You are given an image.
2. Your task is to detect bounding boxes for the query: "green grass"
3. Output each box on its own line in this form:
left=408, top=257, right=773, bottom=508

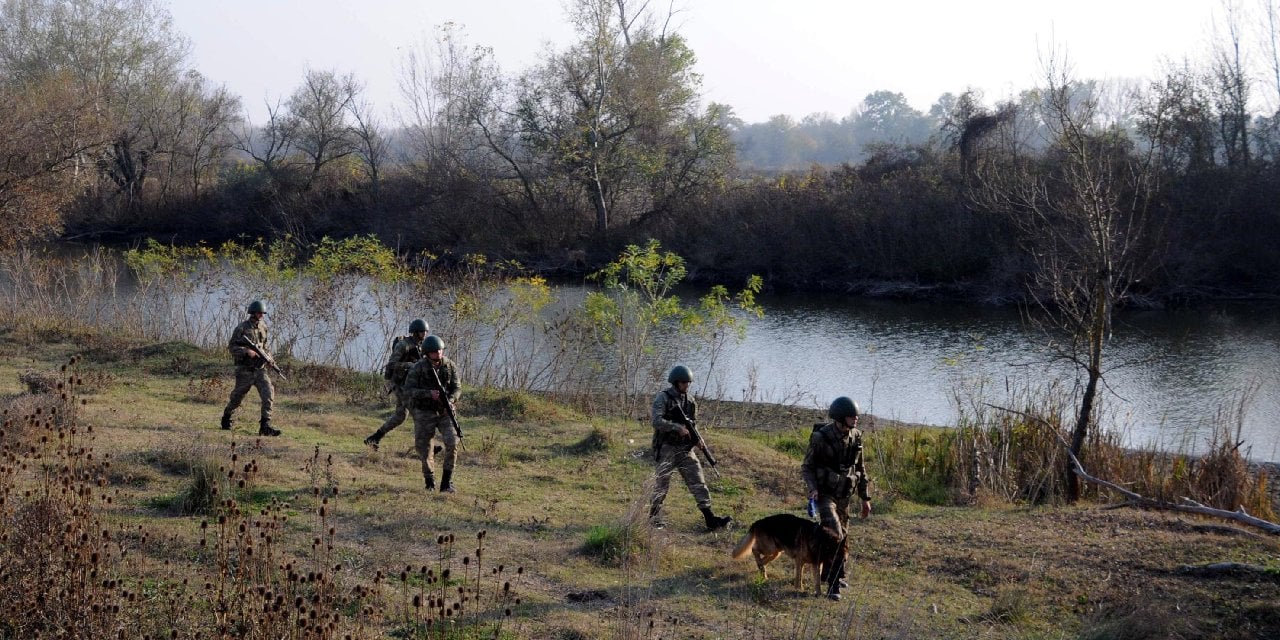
left=1, top=323, right=1279, bottom=639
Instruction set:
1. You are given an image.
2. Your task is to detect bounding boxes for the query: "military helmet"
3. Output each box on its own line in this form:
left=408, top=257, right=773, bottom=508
left=424, top=335, right=444, bottom=352
left=828, top=396, right=860, bottom=420
left=247, top=300, right=267, bottom=314
left=667, top=365, right=693, bottom=384
left=408, top=318, right=429, bottom=334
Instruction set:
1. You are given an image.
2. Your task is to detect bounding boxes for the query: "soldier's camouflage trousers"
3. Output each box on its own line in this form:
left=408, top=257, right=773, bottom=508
left=813, top=493, right=851, bottom=538
left=411, top=408, right=457, bottom=482
left=651, top=445, right=711, bottom=510
left=371, top=387, right=410, bottom=439
left=223, top=365, right=274, bottom=427
left=814, top=493, right=851, bottom=588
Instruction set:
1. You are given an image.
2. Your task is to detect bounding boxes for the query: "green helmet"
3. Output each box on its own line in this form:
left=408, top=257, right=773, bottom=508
left=667, top=365, right=693, bottom=384
left=828, top=397, right=860, bottom=420
left=247, top=300, right=267, bottom=314
left=408, top=318, right=429, bottom=334
left=424, top=335, right=444, bottom=352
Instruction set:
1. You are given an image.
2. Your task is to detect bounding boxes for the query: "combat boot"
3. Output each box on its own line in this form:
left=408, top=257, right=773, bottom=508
left=258, top=421, right=281, bottom=437
left=439, top=469, right=456, bottom=493
left=220, top=414, right=232, bottom=430
left=648, top=504, right=665, bottom=529
left=700, top=506, right=732, bottom=531
left=423, top=474, right=435, bottom=491
left=825, top=556, right=847, bottom=600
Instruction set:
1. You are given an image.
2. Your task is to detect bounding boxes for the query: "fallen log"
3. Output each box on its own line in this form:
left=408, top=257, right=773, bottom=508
left=985, top=404, right=1280, bottom=536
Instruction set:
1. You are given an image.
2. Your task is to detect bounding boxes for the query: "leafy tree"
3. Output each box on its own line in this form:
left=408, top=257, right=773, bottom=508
left=0, top=0, right=190, bottom=212
left=0, top=74, right=101, bottom=249
left=514, top=0, right=733, bottom=234
left=845, top=90, right=933, bottom=148
left=583, top=239, right=762, bottom=414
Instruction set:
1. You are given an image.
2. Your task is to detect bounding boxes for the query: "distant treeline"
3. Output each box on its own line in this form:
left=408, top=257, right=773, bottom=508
left=3, top=0, right=1280, bottom=304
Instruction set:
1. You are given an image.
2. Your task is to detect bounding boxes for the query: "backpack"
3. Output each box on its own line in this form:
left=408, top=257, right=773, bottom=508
left=383, top=336, right=407, bottom=380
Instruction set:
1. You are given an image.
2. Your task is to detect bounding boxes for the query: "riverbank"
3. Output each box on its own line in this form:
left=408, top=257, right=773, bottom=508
left=1, top=322, right=1278, bottom=638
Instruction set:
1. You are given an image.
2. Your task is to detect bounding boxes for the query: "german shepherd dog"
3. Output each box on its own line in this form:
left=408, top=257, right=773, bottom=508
left=731, top=513, right=846, bottom=596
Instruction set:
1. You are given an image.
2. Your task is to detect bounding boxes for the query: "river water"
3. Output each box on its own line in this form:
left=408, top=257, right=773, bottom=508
left=437, top=283, right=1280, bottom=461
left=707, top=292, right=1280, bottom=461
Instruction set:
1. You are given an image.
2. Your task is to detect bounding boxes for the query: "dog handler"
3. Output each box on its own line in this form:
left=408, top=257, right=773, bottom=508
left=801, top=396, right=872, bottom=600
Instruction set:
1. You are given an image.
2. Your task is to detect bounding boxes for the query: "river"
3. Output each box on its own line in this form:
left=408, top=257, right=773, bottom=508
left=710, top=292, right=1280, bottom=461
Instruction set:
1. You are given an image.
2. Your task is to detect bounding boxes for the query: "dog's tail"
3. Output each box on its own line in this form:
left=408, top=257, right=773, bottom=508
left=730, top=529, right=756, bottom=560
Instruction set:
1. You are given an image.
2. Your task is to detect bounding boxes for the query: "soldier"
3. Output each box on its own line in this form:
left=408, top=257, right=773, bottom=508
left=364, top=318, right=429, bottom=449
left=220, top=300, right=281, bottom=437
left=402, top=335, right=461, bottom=492
left=801, top=396, right=872, bottom=601
left=648, top=365, right=732, bottom=531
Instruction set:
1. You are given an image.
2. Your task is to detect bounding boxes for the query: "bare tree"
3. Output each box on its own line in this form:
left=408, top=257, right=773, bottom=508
left=1212, top=0, right=1253, bottom=168
left=184, top=81, right=241, bottom=198
left=399, top=23, right=548, bottom=233
left=233, top=99, right=295, bottom=187
left=145, top=70, right=240, bottom=203
left=286, top=69, right=361, bottom=189
left=1258, top=0, right=1280, bottom=110
left=348, top=98, right=388, bottom=200
left=969, top=53, right=1167, bottom=501
left=1140, top=60, right=1218, bottom=174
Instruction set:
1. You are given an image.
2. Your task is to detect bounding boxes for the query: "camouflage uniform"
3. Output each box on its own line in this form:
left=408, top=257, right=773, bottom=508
left=221, top=316, right=275, bottom=431
left=402, top=355, right=461, bottom=490
left=365, top=334, right=425, bottom=444
left=649, top=386, right=712, bottom=513
left=802, top=421, right=869, bottom=535
left=801, top=420, right=870, bottom=597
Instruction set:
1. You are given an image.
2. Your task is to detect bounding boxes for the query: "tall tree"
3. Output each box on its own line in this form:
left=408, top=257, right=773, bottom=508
left=846, top=90, right=933, bottom=148
left=400, top=23, right=550, bottom=241
left=516, top=0, right=732, bottom=234
left=286, top=69, right=361, bottom=189
left=0, top=74, right=101, bottom=248
left=348, top=97, right=388, bottom=201
left=1212, top=0, right=1253, bottom=168
left=968, top=56, right=1166, bottom=501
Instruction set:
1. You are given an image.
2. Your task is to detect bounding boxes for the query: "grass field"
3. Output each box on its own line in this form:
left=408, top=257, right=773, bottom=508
left=1, top=323, right=1278, bottom=639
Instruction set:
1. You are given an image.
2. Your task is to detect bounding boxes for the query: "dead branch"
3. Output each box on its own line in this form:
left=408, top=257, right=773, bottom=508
left=984, top=403, right=1280, bottom=535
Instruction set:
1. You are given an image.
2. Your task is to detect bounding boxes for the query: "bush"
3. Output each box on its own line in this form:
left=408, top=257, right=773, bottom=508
left=571, top=426, right=613, bottom=454
left=175, top=458, right=222, bottom=515
left=582, top=524, right=645, bottom=566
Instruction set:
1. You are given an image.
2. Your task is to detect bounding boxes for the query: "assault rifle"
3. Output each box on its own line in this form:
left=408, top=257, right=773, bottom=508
left=427, top=363, right=463, bottom=441
left=674, top=403, right=720, bottom=480
left=241, top=337, right=287, bottom=381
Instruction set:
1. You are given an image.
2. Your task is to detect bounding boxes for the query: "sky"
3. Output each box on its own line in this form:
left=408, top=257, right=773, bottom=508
left=167, top=0, right=1225, bottom=126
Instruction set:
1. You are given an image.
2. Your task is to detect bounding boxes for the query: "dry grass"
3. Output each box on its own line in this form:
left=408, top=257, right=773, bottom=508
left=1, top=326, right=1278, bottom=639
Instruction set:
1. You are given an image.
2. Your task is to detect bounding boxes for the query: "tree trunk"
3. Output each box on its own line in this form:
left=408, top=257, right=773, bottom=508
left=589, top=161, right=609, bottom=233
left=1068, top=278, right=1109, bottom=502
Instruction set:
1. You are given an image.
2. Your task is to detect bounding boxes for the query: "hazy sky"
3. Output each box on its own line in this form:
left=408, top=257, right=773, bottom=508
left=167, top=0, right=1222, bottom=125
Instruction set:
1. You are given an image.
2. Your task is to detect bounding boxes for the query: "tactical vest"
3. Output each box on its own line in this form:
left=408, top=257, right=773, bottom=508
left=229, top=320, right=268, bottom=368
left=812, top=422, right=862, bottom=498
left=652, top=388, right=696, bottom=456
